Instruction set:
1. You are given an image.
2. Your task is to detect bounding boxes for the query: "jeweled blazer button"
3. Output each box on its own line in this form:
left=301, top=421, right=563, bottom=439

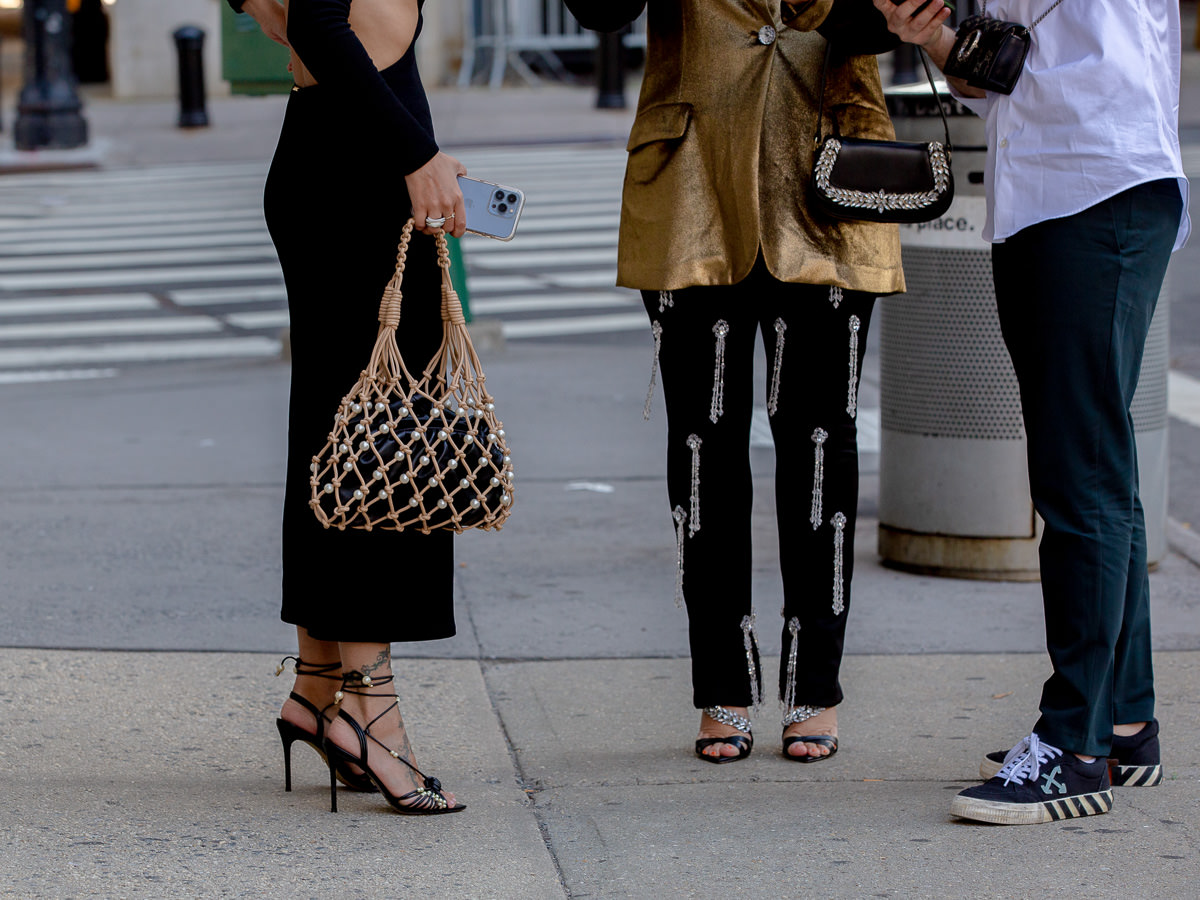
left=758, top=25, right=776, bottom=45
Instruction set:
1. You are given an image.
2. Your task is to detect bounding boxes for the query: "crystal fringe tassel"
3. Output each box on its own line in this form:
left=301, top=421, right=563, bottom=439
left=709, top=320, right=729, bottom=423
left=782, top=616, right=801, bottom=713
left=672, top=504, right=687, bottom=609
left=829, top=285, right=843, bottom=309
left=810, top=428, right=828, bottom=530
left=832, top=511, right=847, bottom=615
left=767, top=318, right=786, bottom=417
left=658, top=290, right=674, bottom=313
left=643, top=320, right=663, bottom=421
left=741, top=614, right=761, bottom=709
left=687, top=434, right=702, bottom=537
left=847, top=315, right=861, bottom=418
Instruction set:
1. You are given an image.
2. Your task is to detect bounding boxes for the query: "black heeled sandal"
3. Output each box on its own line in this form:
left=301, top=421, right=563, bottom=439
left=695, top=706, right=754, bottom=764
left=275, top=656, right=376, bottom=793
left=321, top=671, right=466, bottom=815
left=781, top=705, right=838, bottom=763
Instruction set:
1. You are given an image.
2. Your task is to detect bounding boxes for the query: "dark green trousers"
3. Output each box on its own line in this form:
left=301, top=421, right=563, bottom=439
left=992, top=179, right=1183, bottom=757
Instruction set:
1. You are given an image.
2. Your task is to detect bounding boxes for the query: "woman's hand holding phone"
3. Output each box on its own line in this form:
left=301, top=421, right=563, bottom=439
left=406, top=152, right=469, bottom=239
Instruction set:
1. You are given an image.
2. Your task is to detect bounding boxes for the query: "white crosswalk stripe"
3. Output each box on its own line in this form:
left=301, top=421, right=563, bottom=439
left=0, top=148, right=644, bottom=380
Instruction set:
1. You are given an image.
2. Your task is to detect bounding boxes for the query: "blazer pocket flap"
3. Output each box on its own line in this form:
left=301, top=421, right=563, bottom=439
left=626, top=102, right=693, bottom=152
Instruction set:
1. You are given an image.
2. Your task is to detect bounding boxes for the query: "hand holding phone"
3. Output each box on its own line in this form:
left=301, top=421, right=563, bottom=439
left=458, top=176, right=526, bottom=242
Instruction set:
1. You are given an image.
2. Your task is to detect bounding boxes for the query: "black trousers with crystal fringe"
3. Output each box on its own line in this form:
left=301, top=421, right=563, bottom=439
left=643, top=257, right=875, bottom=711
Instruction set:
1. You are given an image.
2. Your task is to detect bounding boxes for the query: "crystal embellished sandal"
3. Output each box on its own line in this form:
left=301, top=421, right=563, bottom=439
left=274, top=656, right=376, bottom=793
left=781, top=705, right=838, bottom=763
left=321, top=671, right=466, bottom=815
left=695, top=705, right=754, bottom=764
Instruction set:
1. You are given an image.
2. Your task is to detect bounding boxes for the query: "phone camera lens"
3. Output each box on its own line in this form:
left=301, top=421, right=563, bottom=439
left=497, top=203, right=508, bottom=213
left=494, top=191, right=505, bottom=201
left=506, top=194, right=517, bottom=204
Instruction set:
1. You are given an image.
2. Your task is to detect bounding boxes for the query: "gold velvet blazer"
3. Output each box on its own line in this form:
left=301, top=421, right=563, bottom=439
left=593, top=0, right=906, bottom=295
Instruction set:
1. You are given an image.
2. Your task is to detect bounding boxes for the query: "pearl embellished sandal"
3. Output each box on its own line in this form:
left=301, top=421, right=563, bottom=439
left=274, top=657, right=376, bottom=793
left=695, top=706, right=754, bottom=764
left=322, top=671, right=465, bottom=815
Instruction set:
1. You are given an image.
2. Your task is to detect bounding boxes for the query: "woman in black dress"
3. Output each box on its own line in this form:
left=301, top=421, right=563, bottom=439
left=233, top=0, right=467, bottom=815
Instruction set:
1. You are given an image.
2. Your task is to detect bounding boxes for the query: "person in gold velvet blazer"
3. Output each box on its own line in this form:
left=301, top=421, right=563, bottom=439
left=567, top=0, right=905, bottom=763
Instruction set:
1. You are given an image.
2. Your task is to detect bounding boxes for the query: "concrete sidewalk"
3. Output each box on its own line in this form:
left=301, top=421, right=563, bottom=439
left=4, top=647, right=1198, bottom=898
left=0, top=340, right=1197, bottom=898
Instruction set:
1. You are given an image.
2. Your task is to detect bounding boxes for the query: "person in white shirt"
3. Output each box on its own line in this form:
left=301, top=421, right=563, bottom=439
left=875, top=0, right=1189, bottom=825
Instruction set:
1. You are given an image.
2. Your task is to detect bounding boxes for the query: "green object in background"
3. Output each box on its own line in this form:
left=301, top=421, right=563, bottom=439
left=446, top=235, right=472, bottom=323
left=221, top=5, right=292, bottom=95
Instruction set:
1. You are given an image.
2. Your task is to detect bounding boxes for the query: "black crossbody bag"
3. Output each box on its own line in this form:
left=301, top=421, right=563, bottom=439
left=943, top=0, right=1067, bottom=95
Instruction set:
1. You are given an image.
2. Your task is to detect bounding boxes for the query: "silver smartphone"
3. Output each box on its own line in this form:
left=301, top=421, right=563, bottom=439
left=458, top=175, right=525, bottom=241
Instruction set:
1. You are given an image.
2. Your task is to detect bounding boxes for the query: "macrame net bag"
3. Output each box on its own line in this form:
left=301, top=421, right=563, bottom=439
left=310, top=220, right=514, bottom=534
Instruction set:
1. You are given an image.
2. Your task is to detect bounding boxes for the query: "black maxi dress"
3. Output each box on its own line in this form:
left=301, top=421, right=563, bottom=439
left=263, top=0, right=454, bottom=642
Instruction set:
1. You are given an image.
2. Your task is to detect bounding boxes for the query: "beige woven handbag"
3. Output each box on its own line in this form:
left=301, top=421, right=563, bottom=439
left=309, top=220, right=514, bottom=533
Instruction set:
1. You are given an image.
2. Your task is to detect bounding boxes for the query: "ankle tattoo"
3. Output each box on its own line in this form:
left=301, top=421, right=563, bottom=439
left=360, top=650, right=391, bottom=680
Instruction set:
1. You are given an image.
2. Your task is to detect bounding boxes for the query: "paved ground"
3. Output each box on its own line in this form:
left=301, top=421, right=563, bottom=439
left=1, top=17, right=1200, bottom=900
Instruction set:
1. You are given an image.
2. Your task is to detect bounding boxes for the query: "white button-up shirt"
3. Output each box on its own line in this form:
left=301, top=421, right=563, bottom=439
left=954, top=0, right=1191, bottom=248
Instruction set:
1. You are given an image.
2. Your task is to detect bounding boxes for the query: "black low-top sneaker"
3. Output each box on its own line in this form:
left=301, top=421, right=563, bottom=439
left=953, top=733, right=1113, bottom=826
left=979, top=719, right=1162, bottom=786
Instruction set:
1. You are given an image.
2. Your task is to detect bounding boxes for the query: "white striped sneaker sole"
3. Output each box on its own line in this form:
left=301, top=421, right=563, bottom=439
left=950, top=789, right=1114, bottom=825
left=1111, top=763, right=1163, bottom=787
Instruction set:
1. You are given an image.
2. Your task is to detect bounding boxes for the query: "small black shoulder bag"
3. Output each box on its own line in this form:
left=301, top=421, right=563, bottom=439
left=811, top=46, right=954, bottom=225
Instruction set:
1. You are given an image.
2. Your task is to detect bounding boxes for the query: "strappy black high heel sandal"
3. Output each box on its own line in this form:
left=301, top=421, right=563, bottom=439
left=321, top=670, right=466, bottom=815
left=275, top=656, right=376, bottom=793
left=695, top=706, right=754, bottom=764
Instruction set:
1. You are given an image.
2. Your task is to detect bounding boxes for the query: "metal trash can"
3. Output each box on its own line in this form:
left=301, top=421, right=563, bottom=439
left=876, top=82, right=1170, bottom=579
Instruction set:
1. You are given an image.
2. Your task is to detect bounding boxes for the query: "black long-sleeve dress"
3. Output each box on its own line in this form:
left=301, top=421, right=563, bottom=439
left=261, top=0, right=455, bottom=642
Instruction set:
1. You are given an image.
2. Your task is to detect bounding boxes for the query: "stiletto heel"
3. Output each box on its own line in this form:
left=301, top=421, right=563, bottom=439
left=322, top=671, right=466, bottom=816
left=329, top=746, right=339, bottom=813
left=274, top=656, right=376, bottom=793
left=277, top=719, right=297, bottom=792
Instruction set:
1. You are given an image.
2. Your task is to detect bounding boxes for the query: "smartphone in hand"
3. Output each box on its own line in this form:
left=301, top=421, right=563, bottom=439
left=458, top=176, right=526, bottom=241
left=892, top=0, right=956, bottom=13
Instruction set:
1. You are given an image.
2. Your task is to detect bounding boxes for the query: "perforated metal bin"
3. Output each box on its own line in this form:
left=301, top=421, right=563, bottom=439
left=877, top=83, right=1170, bottom=579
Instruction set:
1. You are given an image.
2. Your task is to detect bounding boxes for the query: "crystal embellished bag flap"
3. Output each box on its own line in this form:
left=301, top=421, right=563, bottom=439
left=811, top=45, right=954, bottom=225
left=309, top=221, right=515, bottom=534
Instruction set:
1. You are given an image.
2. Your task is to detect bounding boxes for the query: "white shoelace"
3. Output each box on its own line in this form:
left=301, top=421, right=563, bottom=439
left=996, top=733, right=1064, bottom=786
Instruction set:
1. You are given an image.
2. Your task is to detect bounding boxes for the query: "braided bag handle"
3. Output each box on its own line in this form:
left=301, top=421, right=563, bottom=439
left=309, top=220, right=515, bottom=534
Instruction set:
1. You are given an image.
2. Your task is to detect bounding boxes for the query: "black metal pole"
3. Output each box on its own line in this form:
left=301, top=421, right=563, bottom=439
left=173, top=25, right=209, bottom=128
left=71, top=0, right=111, bottom=85
left=595, top=28, right=627, bottom=110
left=14, top=0, right=88, bottom=151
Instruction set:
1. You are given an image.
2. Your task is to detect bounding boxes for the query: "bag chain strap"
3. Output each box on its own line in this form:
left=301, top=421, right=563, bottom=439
left=981, top=0, right=1067, bottom=31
